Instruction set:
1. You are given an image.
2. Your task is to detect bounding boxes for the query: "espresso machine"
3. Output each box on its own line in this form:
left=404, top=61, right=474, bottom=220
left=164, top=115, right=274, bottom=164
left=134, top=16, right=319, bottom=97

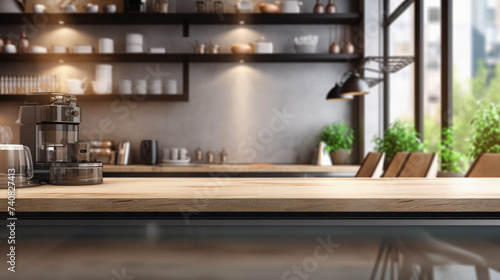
left=20, top=93, right=103, bottom=185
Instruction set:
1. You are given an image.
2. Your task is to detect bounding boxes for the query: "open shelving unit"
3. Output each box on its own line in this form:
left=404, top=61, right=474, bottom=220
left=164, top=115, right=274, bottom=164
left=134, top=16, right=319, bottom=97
left=0, top=93, right=188, bottom=102
left=0, top=53, right=361, bottom=63
left=0, top=13, right=361, bottom=36
left=0, top=12, right=363, bottom=102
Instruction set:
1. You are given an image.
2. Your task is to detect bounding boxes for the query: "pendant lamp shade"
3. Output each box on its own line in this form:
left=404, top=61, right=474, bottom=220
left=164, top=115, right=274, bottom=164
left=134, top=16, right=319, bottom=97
left=326, top=83, right=354, bottom=101
left=340, top=73, right=369, bottom=96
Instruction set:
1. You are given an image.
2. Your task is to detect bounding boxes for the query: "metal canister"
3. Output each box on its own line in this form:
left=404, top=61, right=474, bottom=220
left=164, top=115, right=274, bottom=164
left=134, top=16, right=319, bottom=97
left=206, top=150, right=215, bottom=164
left=155, top=0, right=170, bottom=13
left=194, top=147, right=204, bottom=163
left=116, top=141, right=131, bottom=165
left=220, top=148, right=228, bottom=164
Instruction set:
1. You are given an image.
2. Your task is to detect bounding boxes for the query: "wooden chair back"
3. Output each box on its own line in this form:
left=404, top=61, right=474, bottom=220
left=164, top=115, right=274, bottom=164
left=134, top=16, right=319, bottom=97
left=398, top=153, right=438, bottom=178
left=382, top=152, right=410, bottom=178
left=356, top=152, right=385, bottom=178
left=466, top=153, right=500, bottom=177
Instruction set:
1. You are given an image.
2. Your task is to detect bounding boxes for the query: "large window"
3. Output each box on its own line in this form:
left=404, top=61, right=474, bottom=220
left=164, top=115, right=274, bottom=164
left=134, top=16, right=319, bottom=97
left=389, top=3, right=416, bottom=124
left=452, top=0, right=500, bottom=156
left=423, top=1, right=442, bottom=150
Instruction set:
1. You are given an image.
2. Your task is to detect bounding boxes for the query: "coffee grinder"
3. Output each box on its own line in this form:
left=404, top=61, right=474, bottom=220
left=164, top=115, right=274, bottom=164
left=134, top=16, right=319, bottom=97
left=20, top=93, right=103, bottom=185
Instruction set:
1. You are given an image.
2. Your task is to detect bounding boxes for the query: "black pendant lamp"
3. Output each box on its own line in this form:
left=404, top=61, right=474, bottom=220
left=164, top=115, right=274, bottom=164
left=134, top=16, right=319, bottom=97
left=326, top=83, right=354, bottom=101
left=340, top=72, right=370, bottom=96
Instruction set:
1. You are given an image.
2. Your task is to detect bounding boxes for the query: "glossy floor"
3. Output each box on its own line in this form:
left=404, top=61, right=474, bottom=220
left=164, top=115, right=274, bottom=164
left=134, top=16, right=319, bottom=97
left=1, top=222, right=500, bottom=280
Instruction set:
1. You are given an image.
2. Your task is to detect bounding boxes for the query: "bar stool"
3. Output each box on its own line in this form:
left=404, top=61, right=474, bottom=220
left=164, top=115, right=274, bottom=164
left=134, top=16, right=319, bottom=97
left=398, top=153, right=438, bottom=178
left=356, top=152, right=385, bottom=178
left=466, top=153, right=500, bottom=177
left=382, top=152, right=410, bottom=178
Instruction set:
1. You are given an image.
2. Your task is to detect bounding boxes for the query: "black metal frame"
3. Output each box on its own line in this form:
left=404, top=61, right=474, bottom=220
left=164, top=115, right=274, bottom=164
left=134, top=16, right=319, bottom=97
left=441, top=0, right=453, bottom=132
left=382, top=0, right=428, bottom=142
left=382, top=0, right=455, bottom=165
left=415, top=0, right=424, bottom=140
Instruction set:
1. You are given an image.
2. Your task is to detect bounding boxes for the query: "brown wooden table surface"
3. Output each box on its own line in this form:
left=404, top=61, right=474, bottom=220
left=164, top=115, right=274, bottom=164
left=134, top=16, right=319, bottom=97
left=2, top=178, right=500, bottom=213
left=103, top=164, right=360, bottom=173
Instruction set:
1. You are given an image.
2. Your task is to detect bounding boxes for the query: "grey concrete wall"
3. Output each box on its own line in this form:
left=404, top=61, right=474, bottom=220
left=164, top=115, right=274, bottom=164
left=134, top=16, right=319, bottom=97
left=0, top=0, right=376, bottom=164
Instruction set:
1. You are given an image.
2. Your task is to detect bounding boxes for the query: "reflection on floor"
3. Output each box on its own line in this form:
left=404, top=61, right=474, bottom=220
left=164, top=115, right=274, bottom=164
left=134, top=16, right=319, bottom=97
left=0, top=224, right=499, bottom=280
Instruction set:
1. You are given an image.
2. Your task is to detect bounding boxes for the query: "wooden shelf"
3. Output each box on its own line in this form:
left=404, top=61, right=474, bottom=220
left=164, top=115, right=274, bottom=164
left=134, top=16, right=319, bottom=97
left=0, top=94, right=188, bottom=102
left=0, top=53, right=361, bottom=63
left=0, top=13, right=361, bottom=25
left=0, top=13, right=361, bottom=36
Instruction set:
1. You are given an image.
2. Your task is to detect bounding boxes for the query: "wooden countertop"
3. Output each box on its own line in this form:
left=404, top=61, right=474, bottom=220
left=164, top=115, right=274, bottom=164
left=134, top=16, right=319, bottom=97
left=103, top=164, right=360, bottom=173
left=3, top=178, right=500, bottom=213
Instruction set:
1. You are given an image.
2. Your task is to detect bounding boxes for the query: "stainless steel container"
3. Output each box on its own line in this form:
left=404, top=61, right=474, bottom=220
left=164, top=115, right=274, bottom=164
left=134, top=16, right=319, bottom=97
left=116, top=141, right=131, bottom=165
left=154, top=0, right=170, bottom=13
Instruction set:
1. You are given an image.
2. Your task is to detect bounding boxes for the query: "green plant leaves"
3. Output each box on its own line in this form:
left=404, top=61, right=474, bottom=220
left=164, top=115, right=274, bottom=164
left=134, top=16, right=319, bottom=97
left=469, top=103, right=500, bottom=160
left=318, top=121, right=354, bottom=153
left=372, top=120, right=426, bottom=159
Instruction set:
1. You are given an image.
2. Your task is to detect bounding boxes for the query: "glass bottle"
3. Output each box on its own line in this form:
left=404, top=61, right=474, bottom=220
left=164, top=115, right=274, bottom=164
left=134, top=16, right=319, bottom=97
left=313, top=0, right=325, bottom=14
left=18, top=33, right=30, bottom=53
left=326, top=0, right=337, bottom=14
left=0, top=34, right=4, bottom=53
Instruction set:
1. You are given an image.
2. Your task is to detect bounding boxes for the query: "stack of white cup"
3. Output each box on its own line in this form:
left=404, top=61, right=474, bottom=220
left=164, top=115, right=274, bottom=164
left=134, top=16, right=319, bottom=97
left=119, top=80, right=132, bottom=94
left=93, top=64, right=113, bottom=94
left=149, top=80, right=162, bottom=95
left=126, top=34, right=143, bottom=53
left=98, top=38, right=114, bottom=54
left=165, top=79, right=177, bottom=94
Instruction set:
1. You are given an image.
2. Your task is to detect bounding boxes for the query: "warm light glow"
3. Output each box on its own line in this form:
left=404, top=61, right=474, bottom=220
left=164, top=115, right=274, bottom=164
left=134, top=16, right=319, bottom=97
left=239, top=60, right=245, bottom=63
left=210, top=27, right=260, bottom=46
left=239, top=21, right=245, bottom=25
left=211, top=64, right=261, bottom=142
left=58, top=59, right=65, bottom=64
left=58, top=21, right=65, bottom=25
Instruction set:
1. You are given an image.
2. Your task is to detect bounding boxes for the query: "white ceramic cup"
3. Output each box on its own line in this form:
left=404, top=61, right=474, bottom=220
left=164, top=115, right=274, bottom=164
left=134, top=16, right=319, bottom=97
left=92, top=80, right=112, bottom=94
left=171, top=148, right=179, bottom=160
left=98, top=38, right=114, bottom=54
left=149, top=80, right=162, bottom=94
left=33, top=4, right=46, bottom=13
left=126, top=44, right=143, bottom=53
left=134, top=80, right=147, bottom=94
left=52, top=45, right=68, bottom=53
left=95, top=64, right=113, bottom=81
left=104, top=4, right=117, bottom=13
left=85, top=4, right=99, bottom=13
left=4, top=44, right=17, bottom=53
left=163, top=148, right=170, bottom=160
left=119, top=80, right=132, bottom=94
left=280, top=1, right=302, bottom=13
left=30, top=45, right=47, bottom=53
left=126, top=34, right=144, bottom=45
left=66, top=78, right=88, bottom=94
left=180, top=148, right=188, bottom=160
left=65, top=4, right=77, bottom=13
left=165, top=79, right=177, bottom=94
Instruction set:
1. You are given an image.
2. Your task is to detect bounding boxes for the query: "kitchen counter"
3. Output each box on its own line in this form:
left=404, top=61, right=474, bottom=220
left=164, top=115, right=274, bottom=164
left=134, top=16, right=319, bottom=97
left=103, top=164, right=360, bottom=177
left=104, top=164, right=359, bottom=173
left=3, top=178, right=500, bottom=216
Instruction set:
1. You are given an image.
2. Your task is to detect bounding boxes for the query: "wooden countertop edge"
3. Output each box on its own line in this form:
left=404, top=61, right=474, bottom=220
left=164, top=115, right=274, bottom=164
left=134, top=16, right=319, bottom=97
left=5, top=198, right=500, bottom=212
left=103, top=164, right=361, bottom=173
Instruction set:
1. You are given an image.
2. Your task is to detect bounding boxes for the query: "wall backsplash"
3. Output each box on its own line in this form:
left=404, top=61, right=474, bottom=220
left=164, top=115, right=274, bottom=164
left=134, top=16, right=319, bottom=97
left=0, top=0, right=360, bottom=164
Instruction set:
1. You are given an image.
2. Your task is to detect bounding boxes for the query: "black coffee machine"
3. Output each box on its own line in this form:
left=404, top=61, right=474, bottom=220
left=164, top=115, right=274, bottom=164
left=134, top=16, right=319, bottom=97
left=19, top=93, right=103, bottom=185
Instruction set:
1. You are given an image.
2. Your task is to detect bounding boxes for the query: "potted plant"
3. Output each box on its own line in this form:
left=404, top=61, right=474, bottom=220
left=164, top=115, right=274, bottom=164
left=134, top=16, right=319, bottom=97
left=372, top=120, right=426, bottom=167
left=436, top=126, right=466, bottom=177
left=469, top=103, right=500, bottom=161
left=319, top=121, right=354, bottom=164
